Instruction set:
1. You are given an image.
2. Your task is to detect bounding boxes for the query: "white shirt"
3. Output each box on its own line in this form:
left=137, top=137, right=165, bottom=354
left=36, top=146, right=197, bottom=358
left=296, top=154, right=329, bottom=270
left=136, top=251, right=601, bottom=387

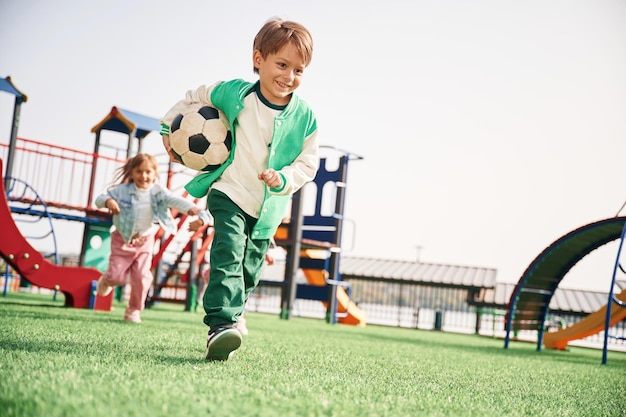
left=132, top=188, right=156, bottom=236
left=212, top=91, right=282, bottom=218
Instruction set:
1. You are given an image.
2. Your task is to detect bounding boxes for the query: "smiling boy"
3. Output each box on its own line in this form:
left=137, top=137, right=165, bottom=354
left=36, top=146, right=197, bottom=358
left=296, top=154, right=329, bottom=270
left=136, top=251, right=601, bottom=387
left=160, top=17, right=319, bottom=361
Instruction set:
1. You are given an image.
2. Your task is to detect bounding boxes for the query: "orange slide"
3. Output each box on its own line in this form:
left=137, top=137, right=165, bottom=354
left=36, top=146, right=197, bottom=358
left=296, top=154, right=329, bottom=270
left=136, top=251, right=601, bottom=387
left=302, top=268, right=366, bottom=326
left=0, top=160, right=112, bottom=310
left=300, top=249, right=366, bottom=326
left=543, top=290, right=626, bottom=350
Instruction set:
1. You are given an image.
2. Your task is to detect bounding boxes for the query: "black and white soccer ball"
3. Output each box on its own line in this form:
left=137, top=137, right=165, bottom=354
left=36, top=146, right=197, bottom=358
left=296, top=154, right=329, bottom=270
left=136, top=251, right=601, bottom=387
left=169, top=104, right=232, bottom=171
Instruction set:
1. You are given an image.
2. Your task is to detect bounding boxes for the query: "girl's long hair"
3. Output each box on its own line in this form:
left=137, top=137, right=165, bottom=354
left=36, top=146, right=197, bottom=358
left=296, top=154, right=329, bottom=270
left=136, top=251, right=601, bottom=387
left=108, top=153, right=159, bottom=188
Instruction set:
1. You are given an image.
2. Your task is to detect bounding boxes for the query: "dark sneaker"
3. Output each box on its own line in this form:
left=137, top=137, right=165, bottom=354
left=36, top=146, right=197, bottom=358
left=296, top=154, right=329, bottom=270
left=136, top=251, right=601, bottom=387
left=205, top=326, right=242, bottom=361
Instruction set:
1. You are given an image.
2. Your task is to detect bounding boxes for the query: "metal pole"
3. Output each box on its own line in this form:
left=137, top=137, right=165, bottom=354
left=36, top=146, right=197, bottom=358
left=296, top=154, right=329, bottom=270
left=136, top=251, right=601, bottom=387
left=602, top=223, right=626, bottom=364
left=280, top=190, right=303, bottom=320
left=326, top=155, right=349, bottom=324
left=136, top=136, right=143, bottom=154
left=80, top=131, right=102, bottom=267
left=186, top=239, right=199, bottom=312
left=4, top=97, right=23, bottom=187
left=126, top=131, right=134, bottom=158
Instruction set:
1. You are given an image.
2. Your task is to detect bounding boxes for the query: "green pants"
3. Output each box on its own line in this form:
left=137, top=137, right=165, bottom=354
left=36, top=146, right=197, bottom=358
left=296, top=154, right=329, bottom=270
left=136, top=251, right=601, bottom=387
left=203, top=189, right=270, bottom=329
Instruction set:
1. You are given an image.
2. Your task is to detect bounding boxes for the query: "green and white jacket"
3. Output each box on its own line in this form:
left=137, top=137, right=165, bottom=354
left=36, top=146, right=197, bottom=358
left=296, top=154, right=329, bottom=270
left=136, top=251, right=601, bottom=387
left=161, top=79, right=319, bottom=240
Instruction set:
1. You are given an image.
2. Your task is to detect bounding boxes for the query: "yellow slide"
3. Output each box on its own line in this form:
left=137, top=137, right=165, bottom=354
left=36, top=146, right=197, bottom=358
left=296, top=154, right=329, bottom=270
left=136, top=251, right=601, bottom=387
left=543, top=290, right=626, bottom=350
left=300, top=249, right=366, bottom=326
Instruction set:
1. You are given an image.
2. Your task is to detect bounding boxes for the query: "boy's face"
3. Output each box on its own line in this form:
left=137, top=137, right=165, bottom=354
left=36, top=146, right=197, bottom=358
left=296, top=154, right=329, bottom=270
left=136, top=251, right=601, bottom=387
left=254, top=42, right=306, bottom=106
left=131, top=160, right=157, bottom=190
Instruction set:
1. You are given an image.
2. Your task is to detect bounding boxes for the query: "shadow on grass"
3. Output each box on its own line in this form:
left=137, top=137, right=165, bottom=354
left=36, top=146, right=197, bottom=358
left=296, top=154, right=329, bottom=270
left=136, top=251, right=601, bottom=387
left=0, top=337, right=88, bottom=355
left=153, top=353, right=207, bottom=366
left=0, top=299, right=65, bottom=309
left=0, top=305, right=119, bottom=324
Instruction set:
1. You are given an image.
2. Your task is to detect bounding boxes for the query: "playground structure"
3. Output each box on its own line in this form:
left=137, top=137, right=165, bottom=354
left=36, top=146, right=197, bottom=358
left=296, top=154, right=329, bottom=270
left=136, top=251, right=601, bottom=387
left=3, top=75, right=626, bottom=354
left=270, top=150, right=366, bottom=325
left=0, top=76, right=366, bottom=326
left=504, top=216, right=626, bottom=364
left=542, top=289, right=626, bottom=351
left=0, top=159, right=112, bottom=310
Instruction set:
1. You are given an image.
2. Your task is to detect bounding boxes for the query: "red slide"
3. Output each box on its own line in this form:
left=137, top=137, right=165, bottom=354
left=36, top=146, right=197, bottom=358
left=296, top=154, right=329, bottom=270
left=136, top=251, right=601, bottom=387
left=0, top=160, right=112, bottom=310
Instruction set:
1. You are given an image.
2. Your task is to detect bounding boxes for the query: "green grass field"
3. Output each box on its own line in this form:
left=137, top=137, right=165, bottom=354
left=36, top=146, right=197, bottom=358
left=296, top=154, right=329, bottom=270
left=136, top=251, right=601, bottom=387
left=1, top=292, right=625, bottom=417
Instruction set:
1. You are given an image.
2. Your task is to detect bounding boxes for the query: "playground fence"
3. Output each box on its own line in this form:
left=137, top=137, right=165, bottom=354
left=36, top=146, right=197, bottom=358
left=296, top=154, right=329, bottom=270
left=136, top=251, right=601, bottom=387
left=2, top=255, right=625, bottom=350
left=249, top=278, right=626, bottom=351
left=1, top=138, right=126, bottom=211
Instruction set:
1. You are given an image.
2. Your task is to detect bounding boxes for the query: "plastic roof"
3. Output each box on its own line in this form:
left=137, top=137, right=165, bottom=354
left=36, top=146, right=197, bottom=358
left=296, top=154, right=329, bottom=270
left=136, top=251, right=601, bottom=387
left=340, top=256, right=497, bottom=289
left=0, top=76, right=28, bottom=103
left=90, top=106, right=160, bottom=139
left=474, top=282, right=621, bottom=315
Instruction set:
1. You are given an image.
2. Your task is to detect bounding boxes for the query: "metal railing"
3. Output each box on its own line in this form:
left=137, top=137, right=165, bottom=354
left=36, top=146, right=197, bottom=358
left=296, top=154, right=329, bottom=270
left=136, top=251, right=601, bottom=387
left=248, top=278, right=626, bottom=350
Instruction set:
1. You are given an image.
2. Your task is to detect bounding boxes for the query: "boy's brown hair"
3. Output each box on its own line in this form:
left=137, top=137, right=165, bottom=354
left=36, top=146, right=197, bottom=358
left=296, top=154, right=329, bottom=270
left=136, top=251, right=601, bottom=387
left=252, top=17, right=313, bottom=74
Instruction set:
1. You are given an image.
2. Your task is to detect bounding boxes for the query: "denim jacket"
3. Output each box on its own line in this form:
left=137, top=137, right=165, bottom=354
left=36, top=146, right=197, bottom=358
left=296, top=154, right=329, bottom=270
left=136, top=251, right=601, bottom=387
left=95, top=183, right=207, bottom=243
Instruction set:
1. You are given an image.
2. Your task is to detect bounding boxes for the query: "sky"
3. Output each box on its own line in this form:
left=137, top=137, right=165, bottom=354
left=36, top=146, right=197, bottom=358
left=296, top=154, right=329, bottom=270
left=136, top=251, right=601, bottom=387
left=1, top=0, right=626, bottom=292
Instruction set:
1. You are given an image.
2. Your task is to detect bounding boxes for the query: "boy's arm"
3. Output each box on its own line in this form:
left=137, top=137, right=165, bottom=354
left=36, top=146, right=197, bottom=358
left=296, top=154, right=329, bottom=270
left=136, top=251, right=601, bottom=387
left=161, top=131, right=180, bottom=163
left=159, top=82, right=221, bottom=127
left=268, top=129, right=320, bottom=196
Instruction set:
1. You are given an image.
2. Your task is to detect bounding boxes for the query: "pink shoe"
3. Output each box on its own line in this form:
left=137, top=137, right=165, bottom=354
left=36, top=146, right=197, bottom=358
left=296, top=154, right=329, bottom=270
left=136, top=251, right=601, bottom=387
left=96, top=277, right=113, bottom=297
left=124, top=309, right=141, bottom=323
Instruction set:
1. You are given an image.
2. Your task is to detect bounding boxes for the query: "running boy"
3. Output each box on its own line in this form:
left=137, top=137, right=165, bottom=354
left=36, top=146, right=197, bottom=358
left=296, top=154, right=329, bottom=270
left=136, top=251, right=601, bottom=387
left=160, top=17, right=319, bottom=360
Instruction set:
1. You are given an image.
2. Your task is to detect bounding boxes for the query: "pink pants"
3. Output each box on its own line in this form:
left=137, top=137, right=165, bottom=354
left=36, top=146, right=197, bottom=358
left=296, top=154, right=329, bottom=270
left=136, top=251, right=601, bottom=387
left=104, top=230, right=154, bottom=312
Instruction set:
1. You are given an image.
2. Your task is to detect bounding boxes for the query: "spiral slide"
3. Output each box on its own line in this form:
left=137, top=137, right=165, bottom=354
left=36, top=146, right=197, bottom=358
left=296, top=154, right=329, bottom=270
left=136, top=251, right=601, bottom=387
left=543, top=290, right=626, bottom=350
left=0, top=160, right=112, bottom=310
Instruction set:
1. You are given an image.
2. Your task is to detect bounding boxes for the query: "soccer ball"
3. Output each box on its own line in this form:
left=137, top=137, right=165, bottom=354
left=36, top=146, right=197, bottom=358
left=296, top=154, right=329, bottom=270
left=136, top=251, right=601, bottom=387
left=169, top=104, right=232, bottom=171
